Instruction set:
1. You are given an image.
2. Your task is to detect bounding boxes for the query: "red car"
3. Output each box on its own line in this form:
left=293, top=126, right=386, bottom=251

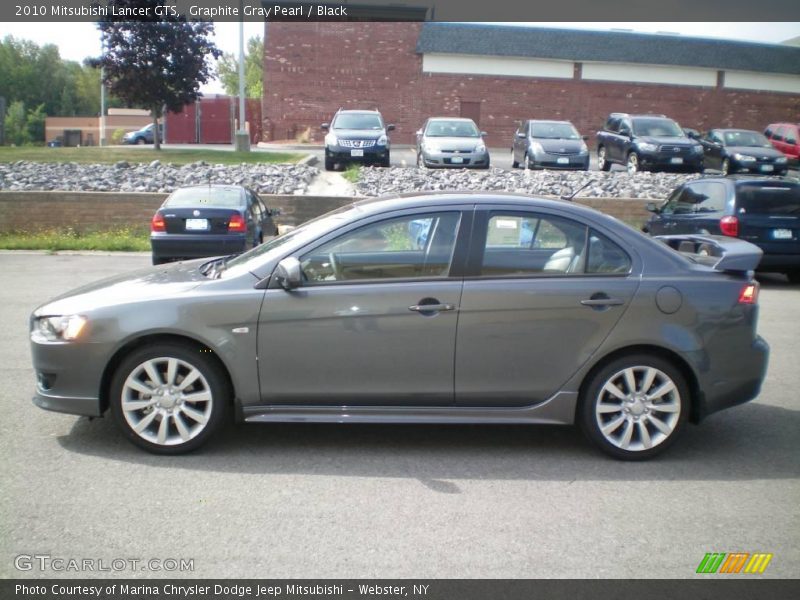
left=764, top=123, right=800, bottom=162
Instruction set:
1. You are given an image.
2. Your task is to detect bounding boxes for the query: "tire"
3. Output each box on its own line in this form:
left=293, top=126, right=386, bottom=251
left=136, top=137, right=146, bottom=145
left=786, top=270, right=800, bottom=285
left=511, top=150, right=519, bottom=169
left=324, top=156, right=335, bottom=171
left=721, top=158, right=731, bottom=176
left=598, top=146, right=610, bottom=171
left=381, top=154, right=391, bottom=168
left=579, top=354, right=689, bottom=460
left=417, top=152, right=426, bottom=169
left=626, top=152, right=640, bottom=175
left=525, top=152, right=536, bottom=170
left=109, top=343, right=230, bottom=454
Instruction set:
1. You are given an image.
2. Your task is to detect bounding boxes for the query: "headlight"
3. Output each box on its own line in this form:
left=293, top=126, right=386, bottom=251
left=579, top=142, right=589, bottom=154
left=32, top=315, right=88, bottom=342
left=530, top=142, right=544, bottom=154
left=776, top=156, right=788, bottom=164
left=692, top=145, right=704, bottom=154
left=733, top=153, right=756, bottom=162
left=377, top=134, right=388, bottom=146
left=474, top=142, right=486, bottom=153
left=638, top=142, right=658, bottom=152
left=423, top=142, right=440, bottom=153
left=324, top=133, right=338, bottom=147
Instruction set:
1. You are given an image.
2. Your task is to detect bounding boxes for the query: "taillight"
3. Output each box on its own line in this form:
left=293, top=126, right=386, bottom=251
left=151, top=213, right=165, bottom=232
left=720, top=215, right=739, bottom=237
left=738, top=283, right=759, bottom=304
left=228, top=214, right=246, bottom=232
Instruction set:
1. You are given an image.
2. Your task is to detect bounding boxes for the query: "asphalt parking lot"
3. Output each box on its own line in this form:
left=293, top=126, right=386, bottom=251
left=1, top=252, right=798, bottom=579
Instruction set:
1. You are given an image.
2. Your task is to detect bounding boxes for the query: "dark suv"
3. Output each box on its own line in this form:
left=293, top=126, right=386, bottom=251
left=644, top=176, right=800, bottom=282
left=597, top=113, right=704, bottom=174
left=321, top=109, right=394, bottom=170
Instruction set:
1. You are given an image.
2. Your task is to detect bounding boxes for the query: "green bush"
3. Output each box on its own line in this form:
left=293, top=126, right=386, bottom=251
left=111, top=128, right=126, bottom=145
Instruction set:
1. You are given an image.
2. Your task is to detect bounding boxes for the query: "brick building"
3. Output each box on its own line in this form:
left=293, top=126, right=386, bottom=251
left=261, top=22, right=800, bottom=147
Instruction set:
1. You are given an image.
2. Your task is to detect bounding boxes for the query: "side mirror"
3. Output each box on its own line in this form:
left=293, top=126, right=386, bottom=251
left=274, top=257, right=302, bottom=291
left=480, top=131, right=487, bottom=137
left=321, top=123, right=329, bottom=131
left=415, top=129, right=423, bottom=136
left=581, top=135, right=589, bottom=141
left=619, top=126, right=631, bottom=137
left=516, top=132, right=526, bottom=139
left=646, top=202, right=660, bottom=214
left=387, top=124, right=396, bottom=132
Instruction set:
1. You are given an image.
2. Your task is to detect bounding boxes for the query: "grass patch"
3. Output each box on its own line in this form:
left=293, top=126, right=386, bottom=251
left=0, top=228, right=150, bottom=252
left=0, top=146, right=304, bottom=166
left=341, top=164, right=361, bottom=183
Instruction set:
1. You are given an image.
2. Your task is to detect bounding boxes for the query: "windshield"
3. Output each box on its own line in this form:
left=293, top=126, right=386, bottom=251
left=425, top=120, right=480, bottom=137
left=632, top=118, right=684, bottom=137
left=530, top=123, right=580, bottom=140
left=164, top=187, right=242, bottom=208
left=333, top=113, right=383, bottom=130
left=737, top=184, right=800, bottom=215
left=221, top=203, right=361, bottom=278
left=723, top=131, right=771, bottom=147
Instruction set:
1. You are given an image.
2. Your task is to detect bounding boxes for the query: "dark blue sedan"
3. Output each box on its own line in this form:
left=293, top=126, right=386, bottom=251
left=150, top=185, right=279, bottom=265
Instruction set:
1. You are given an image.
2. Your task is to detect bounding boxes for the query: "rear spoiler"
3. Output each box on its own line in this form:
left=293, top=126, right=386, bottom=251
left=655, top=234, right=763, bottom=273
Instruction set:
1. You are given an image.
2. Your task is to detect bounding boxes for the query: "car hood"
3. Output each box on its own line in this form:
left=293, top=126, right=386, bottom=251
left=637, top=136, right=695, bottom=146
left=534, top=138, right=585, bottom=152
left=33, top=260, right=208, bottom=316
left=727, top=146, right=784, bottom=159
left=332, top=129, right=385, bottom=140
left=423, top=136, right=483, bottom=150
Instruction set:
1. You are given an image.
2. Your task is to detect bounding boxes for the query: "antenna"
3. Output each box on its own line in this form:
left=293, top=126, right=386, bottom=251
left=560, top=180, right=592, bottom=202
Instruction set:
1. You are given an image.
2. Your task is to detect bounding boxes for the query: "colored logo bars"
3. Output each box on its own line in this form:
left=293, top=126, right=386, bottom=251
left=696, top=552, right=773, bottom=574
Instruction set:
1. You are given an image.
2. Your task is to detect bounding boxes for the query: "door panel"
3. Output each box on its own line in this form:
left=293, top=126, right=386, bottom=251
left=258, top=281, right=462, bottom=406
left=455, top=277, right=638, bottom=406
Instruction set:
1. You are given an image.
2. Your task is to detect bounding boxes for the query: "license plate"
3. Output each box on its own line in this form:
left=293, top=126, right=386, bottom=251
left=450, top=156, right=464, bottom=164
left=557, top=157, right=569, bottom=164
left=185, top=218, right=208, bottom=231
left=761, top=164, right=774, bottom=172
left=350, top=149, right=364, bottom=157
left=670, top=157, right=684, bottom=164
left=773, top=228, right=792, bottom=240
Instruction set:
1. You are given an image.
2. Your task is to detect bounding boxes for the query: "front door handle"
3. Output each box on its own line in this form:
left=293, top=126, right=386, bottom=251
left=409, top=303, right=455, bottom=312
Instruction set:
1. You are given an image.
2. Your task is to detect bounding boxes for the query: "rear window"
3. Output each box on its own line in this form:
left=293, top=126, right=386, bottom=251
left=164, top=187, right=242, bottom=208
left=736, top=184, right=800, bottom=216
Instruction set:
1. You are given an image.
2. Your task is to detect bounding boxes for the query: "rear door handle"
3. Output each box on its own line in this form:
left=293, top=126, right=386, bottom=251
left=581, top=297, right=625, bottom=307
left=409, top=303, right=455, bottom=312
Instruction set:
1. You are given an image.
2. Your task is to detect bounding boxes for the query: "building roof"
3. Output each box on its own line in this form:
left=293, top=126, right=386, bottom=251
left=416, top=23, right=800, bottom=76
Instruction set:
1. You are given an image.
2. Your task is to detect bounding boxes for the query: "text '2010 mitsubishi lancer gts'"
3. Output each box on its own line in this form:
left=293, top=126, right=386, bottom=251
left=30, top=193, right=769, bottom=459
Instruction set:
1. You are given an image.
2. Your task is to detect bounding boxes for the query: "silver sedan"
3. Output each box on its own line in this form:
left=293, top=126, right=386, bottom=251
left=415, top=118, right=490, bottom=168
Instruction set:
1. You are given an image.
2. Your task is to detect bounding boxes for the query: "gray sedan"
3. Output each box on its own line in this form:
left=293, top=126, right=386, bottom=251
left=30, top=193, right=768, bottom=459
left=512, top=120, right=590, bottom=170
left=415, top=118, right=490, bottom=168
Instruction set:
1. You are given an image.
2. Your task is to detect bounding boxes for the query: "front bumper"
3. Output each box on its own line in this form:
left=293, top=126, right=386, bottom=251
left=30, top=338, right=109, bottom=417
left=326, top=145, right=388, bottom=165
left=421, top=149, right=490, bottom=168
left=730, top=158, right=788, bottom=174
left=151, top=233, right=248, bottom=260
left=640, top=151, right=704, bottom=171
left=529, top=152, right=589, bottom=170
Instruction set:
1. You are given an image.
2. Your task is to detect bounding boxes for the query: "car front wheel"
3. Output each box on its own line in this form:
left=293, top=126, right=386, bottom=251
left=109, top=343, right=229, bottom=454
left=626, top=152, right=640, bottom=175
left=721, top=158, right=731, bottom=176
left=579, top=354, right=689, bottom=460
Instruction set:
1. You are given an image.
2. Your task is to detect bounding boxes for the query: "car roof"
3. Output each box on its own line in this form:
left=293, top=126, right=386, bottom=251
left=680, top=176, right=797, bottom=186
left=528, top=119, right=573, bottom=125
left=336, top=109, right=381, bottom=115
left=713, top=128, right=761, bottom=134
left=427, top=117, right=475, bottom=122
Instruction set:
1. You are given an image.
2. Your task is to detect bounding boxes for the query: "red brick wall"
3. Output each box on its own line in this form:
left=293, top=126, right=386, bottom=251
left=262, top=22, right=800, bottom=148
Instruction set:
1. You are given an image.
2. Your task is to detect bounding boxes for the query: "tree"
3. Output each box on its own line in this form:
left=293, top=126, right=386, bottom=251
left=216, top=36, right=264, bottom=99
left=4, top=101, right=29, bottom=145
left=89, top=1, right=222, bottom=149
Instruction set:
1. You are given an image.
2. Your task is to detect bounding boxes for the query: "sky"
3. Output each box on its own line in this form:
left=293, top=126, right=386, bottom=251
left=1, top=21, right=798, bottom=94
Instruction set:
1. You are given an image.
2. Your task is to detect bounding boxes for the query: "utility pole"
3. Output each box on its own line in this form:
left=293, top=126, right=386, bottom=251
left=234, top=0, right=251, bottom=152
left=99, top=32, right=106, bottom=146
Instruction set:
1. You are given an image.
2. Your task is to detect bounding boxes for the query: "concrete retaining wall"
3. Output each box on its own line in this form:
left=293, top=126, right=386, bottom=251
left=0, top=191, right=651, bottom=234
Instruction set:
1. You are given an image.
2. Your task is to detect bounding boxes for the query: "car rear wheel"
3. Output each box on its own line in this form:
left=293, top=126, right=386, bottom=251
left=579, top=354, right=689, bottom=460
left=626, top=152, right=640, bottom=175
left=109, top=343, right=229, bottom=454
left=787, top=270, right=800, bottom=285
left=598, top=147, right=610, bottom=171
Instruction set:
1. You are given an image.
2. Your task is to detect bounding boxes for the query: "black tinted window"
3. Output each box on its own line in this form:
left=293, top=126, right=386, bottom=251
left=737, top=184, right=800, bottom=215
left=586, top=231, right=632, bottom=274
left=332, top=113, right=383, bottom=130
left=632, top=118, right=683, bottom=137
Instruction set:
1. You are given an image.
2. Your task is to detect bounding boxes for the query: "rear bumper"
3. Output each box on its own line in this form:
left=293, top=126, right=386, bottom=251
left=697, top=335, right=769, bottom=420
left=326, top=146, right=388, bottom=164
left=151, top=233, right=248, bottom=259
left=756, top=253, right=800, bottom=271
